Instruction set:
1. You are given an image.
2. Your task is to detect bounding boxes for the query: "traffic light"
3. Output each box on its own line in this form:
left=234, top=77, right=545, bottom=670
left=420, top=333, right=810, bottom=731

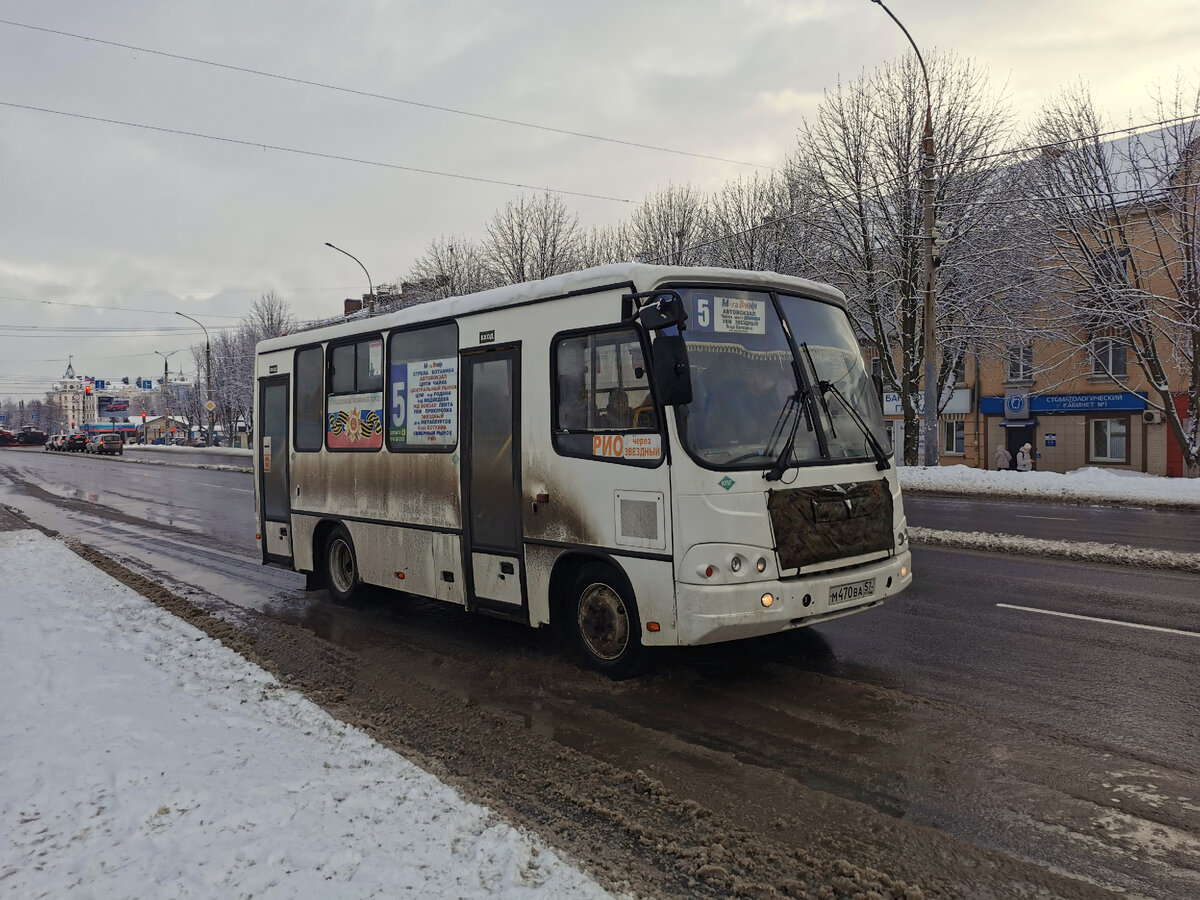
left=85, top=383, right=92, bottom=395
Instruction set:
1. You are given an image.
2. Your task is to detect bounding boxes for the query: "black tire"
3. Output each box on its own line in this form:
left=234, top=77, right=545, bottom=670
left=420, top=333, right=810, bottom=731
left=570, top=563, right=648, bottom=679
left=324, top=524, right=362, bottom=606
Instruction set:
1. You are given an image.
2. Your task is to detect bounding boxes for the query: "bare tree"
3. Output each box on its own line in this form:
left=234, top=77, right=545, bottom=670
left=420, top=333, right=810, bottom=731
left=1025, top=77, right=1200, bottom=475
left=242, top=291, right=297, bottom=345
left=483, top=191, right=582, bottom=284
left=628, top=183, right=710, bottom=265
left=577, top=223, right=633, bottom=269
left=706, top=173, right=800, bottom=271
left=789, top=51, right=1014, bottom=464
left=401, top=234, right=494, bottom=305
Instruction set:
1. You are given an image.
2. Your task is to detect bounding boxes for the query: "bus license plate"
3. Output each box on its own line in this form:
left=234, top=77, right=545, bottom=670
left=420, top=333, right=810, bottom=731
left=829, top=577, right=875, bottom=606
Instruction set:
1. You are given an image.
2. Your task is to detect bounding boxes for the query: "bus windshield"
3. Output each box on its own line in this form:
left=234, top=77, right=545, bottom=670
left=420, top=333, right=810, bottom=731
left=674, top=288, right=890, bottom=469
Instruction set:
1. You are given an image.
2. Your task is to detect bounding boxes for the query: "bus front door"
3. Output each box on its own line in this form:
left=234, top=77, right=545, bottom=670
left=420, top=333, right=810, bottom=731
left=258, top=376, right=293, bottom=566
left=462, top=347, right=524, bottom=614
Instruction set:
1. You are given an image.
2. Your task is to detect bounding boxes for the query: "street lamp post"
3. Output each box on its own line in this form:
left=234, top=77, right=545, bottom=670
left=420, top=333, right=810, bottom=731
left=871, top=0, right=939, bottom=467
left=325, top=241, right=374, bottom=316
left=153, top=349, right=179, bottom=443
left=176, top=312, right=214, bottom=446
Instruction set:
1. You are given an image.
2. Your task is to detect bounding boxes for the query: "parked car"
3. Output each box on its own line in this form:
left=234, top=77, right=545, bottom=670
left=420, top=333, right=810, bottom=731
left=0, top=429, right=13, bottom=446
left=86, top=433, right=124, bottom=455
left=66, top=433, right=89, bottom=452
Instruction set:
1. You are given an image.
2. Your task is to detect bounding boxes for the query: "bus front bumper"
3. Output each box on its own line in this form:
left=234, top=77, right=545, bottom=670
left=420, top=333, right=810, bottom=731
left=673, top=550, right=912, bottom=646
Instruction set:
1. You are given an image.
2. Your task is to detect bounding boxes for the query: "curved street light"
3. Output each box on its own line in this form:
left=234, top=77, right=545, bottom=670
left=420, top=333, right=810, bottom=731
left=325, top=241, right=374, bottom=316
left=153, top=349, right=180, bottom=443
left=871, top=0, right=939, bottom=467
left=176, top=312, right=214, bottom=446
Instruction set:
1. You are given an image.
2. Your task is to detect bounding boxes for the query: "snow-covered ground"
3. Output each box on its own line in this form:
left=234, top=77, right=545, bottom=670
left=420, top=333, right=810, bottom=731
left=0, top=529, right=614, bottom=899
left=900, top=464, right=1200, bottom=508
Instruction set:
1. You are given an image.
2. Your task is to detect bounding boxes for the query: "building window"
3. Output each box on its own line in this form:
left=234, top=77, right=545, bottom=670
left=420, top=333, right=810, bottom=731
left=1089, top=416, right=1129, bottom=464
left=941, top=420, right=964, bottom=455
left=1090, top=338, right=1127, bottom=377
left=951, top=354, right=967, bottom=386
left=1006, top=343, right=1033, bottom=383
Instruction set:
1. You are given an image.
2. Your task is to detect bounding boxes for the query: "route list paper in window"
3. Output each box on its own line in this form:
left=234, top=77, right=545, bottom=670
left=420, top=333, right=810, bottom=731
left=389, top=357, right=458, bottom=445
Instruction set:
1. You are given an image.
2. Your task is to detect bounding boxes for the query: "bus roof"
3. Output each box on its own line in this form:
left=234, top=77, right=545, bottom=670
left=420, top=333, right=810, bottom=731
left=257, top=263, right=847, bottom=354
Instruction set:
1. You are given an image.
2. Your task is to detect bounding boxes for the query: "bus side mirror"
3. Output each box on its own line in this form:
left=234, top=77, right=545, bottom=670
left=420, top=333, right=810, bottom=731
left=652, top=333, right=692, bottom=406
left=639, top=295, right=687, bottom=331
left=872, top=373, right=884, bottom=402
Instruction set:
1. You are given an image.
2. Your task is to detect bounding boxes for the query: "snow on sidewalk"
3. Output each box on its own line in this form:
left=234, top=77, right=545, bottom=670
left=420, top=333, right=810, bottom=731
left=0, top=530, right=614, bottom=899
left=900, top=464, right=1200, bottom=507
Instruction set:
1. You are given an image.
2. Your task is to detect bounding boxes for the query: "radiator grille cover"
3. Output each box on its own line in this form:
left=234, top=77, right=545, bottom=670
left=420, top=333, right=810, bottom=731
left=767, top=479, right=893, bottom=571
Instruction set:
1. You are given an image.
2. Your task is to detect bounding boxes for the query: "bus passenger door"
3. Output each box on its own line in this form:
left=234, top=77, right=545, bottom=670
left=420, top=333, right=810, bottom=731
left=461, top=347, right=525, bottom=613
left=258, top=376, right=293, bottom=566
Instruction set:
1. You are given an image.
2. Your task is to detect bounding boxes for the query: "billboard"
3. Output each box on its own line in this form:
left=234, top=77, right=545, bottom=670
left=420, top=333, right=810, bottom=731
left=97, top=396, right=131, bottom=416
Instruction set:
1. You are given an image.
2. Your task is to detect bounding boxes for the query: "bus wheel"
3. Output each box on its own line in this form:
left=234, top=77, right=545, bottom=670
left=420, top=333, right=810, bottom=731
left=324, top=525, right=361, bottom=606
left=572, top=564, right=647, bottom=679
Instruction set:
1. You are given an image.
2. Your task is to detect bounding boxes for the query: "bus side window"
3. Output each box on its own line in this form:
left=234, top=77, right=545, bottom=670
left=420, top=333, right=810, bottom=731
left=551, top=327, right=661, bottom=467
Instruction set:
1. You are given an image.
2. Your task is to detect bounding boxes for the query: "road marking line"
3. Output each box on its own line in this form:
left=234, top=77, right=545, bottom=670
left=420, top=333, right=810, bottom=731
left=198, top=482, right=252, bottom=492
left=997, top=603, right=1200, bottom=638
left=1014, top=515, right=1075, bottom=521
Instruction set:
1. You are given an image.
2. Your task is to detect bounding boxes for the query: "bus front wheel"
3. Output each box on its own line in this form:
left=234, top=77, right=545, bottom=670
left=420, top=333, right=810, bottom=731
left=571, top=564, right=647, bottom=679
left=324, top=525, right=361, bottom=606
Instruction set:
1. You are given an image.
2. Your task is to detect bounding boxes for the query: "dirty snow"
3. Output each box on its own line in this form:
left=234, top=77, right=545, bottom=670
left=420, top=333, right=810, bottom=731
left=0, top=530, right=614, bottom=899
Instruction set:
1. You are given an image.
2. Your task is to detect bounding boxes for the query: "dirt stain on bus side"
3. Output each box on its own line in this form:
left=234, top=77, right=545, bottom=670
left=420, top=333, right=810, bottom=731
left=296, top=452, right=462, bottom=528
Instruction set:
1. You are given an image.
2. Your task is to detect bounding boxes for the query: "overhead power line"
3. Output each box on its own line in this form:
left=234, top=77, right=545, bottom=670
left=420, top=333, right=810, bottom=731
left=0, top=99, right=637, bottom=203
left=0, top=18, right=769, bottom=170
left=0, top=296, right=244, bottom=318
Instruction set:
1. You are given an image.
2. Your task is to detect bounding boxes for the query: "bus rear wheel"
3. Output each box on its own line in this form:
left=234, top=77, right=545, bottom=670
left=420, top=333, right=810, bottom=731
left=324, top=525, right=361, bottom=606
left=571, top=563, right=647, bottom=679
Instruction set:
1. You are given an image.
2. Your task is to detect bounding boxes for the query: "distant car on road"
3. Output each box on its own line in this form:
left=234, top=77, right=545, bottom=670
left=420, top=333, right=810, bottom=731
left=86, top=433, right=124, bottom=455
left=66, top=433, right=89, bottom=452
left=16, top=428, right=47, bottom=445
left=0, top=429, right=13, bottom=446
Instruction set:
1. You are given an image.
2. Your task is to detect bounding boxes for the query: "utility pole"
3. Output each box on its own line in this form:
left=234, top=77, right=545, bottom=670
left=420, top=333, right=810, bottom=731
left=176, top=312, right=214, bottom=446
left=872, top=0, right=939, bottom=466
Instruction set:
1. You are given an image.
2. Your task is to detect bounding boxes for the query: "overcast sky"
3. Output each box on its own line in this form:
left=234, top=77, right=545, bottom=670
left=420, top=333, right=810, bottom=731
left=3, top=0, right=1198, bottom=402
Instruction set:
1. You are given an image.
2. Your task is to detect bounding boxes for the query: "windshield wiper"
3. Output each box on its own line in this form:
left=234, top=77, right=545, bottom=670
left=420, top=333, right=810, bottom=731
left=799, top=342, right=889, bottom=471
left=764, top=389, right=802, bottom=482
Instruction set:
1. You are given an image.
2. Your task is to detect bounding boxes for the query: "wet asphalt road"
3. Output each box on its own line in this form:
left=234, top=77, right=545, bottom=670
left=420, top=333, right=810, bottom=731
left=3, top=446, right=1199, bottom=896
left=904, top=492, right=1200, bottom=553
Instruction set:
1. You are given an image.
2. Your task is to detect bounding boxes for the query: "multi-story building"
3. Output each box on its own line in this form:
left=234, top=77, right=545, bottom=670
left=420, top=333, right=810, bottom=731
left=881, top=124, right=1198, bottom=477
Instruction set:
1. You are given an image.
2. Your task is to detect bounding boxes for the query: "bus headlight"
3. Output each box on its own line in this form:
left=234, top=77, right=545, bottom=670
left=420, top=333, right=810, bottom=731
left=756, top=557, right=767, bottom=573
left=730, top=555, right=743, bottom=573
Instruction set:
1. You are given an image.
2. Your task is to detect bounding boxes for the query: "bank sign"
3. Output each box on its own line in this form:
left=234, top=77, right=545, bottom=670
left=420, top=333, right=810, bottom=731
left=883, top=388, right=971, bottom=416
left=980, top=392, right=1148, bottom=414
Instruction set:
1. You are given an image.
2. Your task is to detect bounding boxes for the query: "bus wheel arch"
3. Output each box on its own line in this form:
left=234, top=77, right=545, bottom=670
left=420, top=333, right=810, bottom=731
left=322, top=522, right=362, bottom=607
left=559, top=557, right=647, bottom=679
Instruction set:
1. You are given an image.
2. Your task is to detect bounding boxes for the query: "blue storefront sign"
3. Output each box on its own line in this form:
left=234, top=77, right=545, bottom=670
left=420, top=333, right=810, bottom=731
left=981, top=392, right=1147, bottom=414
